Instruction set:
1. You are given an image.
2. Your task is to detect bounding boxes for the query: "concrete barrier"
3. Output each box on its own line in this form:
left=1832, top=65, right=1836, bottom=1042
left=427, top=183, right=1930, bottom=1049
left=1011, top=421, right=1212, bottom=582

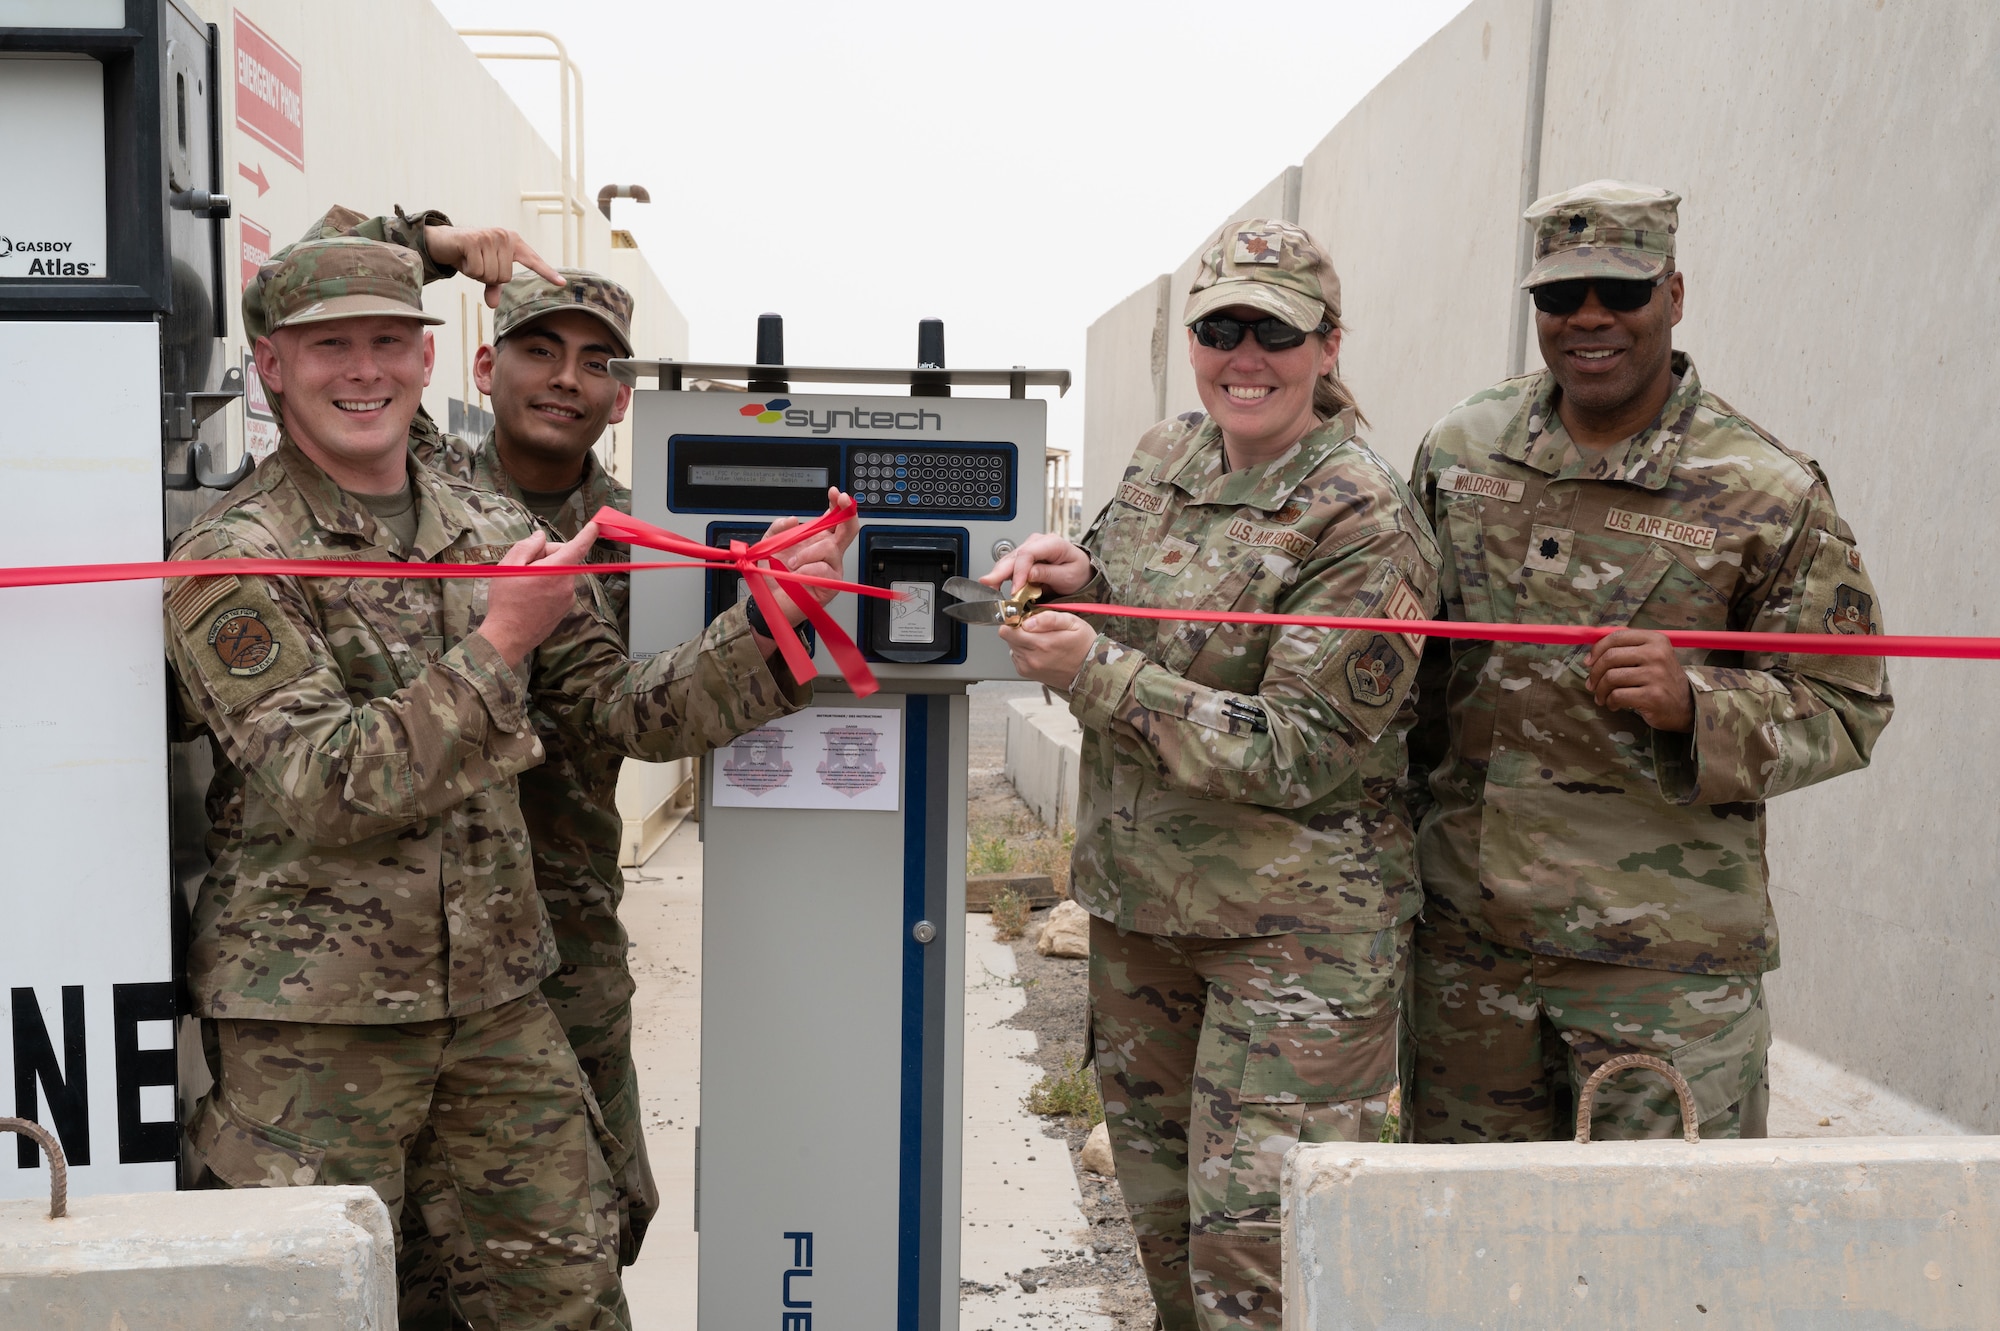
left=1003, top=694, right=1081, bottom=831
left=1283, top=1136, right=2000, bottom=1329
left=0, top=1184, right=396, bottom=1330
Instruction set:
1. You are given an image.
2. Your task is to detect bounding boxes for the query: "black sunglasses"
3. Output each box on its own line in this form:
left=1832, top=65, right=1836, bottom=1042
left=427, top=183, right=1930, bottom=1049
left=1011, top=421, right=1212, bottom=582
left=1531, top=274, right=1668, bottom=316
left=1191, top=314, right=1332, bottom=352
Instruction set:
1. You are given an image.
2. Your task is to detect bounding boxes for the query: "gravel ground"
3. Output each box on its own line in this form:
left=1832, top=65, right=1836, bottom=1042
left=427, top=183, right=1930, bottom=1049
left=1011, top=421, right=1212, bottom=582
left=965, top=683, right=1158, bottom=1330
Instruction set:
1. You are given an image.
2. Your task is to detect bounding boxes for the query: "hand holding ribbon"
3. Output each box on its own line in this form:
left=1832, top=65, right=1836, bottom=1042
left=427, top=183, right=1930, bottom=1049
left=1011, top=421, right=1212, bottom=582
left=590, top=490, right=884, bottom=697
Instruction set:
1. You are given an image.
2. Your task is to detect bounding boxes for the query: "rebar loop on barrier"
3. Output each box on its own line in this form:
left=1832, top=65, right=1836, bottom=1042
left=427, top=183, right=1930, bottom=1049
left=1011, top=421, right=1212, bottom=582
left=1574, top=1054, right=1701, bottom=1145
left=0, top=1117, right=68, bottom=1218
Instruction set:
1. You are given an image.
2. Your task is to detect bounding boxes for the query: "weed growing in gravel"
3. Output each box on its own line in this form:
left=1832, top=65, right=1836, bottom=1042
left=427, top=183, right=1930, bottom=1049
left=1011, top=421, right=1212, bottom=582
left=969, top=833, right=1015, bottom=875
left=1027, top=1062, right=1104, bottom=1127
left=989, top=887, right=1031, bottom=940
left=1016, top=827, right=1075, bottom=895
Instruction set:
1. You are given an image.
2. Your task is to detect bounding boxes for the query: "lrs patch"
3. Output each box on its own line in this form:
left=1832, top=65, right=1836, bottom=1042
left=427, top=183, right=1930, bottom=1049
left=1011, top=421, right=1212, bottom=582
left=1824, top=583, right=1876, bottom=635
left=208, top=607, right=282, bottom=676
left=1344, top=634, right=1405, bottom=707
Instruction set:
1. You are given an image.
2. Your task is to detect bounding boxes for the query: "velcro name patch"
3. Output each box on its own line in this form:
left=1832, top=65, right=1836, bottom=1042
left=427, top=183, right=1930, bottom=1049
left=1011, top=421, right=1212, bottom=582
left=1116, top=481, right=1168, bottom=513
left=1439, top=467, right=1525, bottom=503
left=1225, top=517, right=1315, bottom=562
left=1604, top=507, right=1717, bottom=551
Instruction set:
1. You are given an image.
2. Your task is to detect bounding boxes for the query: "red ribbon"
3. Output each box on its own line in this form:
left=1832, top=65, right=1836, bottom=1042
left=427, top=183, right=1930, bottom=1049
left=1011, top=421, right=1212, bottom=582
left=0, top=497, right=891, bottom=697
left=587, top=503, right=881, bottom=697
left=1055, top=604, right=1997, bottom=661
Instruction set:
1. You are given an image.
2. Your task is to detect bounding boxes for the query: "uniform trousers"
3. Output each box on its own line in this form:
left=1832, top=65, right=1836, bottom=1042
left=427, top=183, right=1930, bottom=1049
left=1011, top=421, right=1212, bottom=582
left=1409, top=899, right=1770, bottom=1143
left=191, top=989, right=629, bottom=1331
left=540, top=960, right=660, bottom=1264
left=1089, top=916, right=1410, bottom=1331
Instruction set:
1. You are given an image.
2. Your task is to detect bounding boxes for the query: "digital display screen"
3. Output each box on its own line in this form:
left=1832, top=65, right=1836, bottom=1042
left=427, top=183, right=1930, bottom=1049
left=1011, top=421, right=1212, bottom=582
left=688, top=464, right=830, bottom=489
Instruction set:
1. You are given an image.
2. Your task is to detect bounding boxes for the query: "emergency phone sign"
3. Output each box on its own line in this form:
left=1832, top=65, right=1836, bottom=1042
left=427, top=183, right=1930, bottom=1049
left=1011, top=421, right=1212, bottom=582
left=233, top=11, right=304, bottom=169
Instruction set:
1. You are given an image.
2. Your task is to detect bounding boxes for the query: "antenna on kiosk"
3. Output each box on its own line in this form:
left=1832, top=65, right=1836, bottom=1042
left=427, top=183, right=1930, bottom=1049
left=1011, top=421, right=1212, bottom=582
left=748, top=312, right=786, bottom=394
left=913, top=317, right=949, bottom=398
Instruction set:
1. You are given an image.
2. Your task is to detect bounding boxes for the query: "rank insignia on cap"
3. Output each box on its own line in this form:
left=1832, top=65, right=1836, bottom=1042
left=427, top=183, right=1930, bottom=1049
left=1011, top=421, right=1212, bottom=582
left=1568, top=214, right=1588, bottom=233
left=208, top=606, right=282, bottom=676
left=1824, top=584, right=1876, bottom=636
left=1233, top=230, right=1285, bottom=264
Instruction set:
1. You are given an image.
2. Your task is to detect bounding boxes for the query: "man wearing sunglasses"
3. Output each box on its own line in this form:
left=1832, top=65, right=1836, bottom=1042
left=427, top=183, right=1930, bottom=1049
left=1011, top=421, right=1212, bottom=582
left=1405, top=180, right=1893, bottom=1144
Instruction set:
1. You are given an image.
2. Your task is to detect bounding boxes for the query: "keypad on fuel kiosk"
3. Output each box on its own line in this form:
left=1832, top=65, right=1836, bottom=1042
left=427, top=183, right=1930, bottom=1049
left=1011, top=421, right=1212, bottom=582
left=848, top=448, right=1010, bottom=514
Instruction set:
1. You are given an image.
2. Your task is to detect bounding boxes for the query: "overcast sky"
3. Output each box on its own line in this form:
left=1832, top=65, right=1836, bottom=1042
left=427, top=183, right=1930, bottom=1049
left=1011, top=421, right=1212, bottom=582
left=433, top=0, right=1470, bottom=464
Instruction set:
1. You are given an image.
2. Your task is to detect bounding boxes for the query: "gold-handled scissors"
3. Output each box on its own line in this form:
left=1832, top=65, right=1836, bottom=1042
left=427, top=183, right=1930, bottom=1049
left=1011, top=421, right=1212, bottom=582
left=941, top=576, right=1045, bottom=626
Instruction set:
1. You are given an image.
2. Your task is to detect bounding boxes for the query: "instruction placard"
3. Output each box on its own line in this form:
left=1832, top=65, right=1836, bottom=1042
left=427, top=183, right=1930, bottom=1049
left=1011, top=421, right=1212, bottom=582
left=713, top=706, right=901, bottom=811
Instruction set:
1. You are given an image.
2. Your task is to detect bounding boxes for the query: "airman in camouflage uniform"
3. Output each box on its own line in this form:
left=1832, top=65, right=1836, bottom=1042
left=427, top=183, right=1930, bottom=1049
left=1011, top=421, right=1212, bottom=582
left=412, top=271, right=662, bottom=1269
left=167, top=238, right=840, bottom=1330
left=1406, top=181, right=1893, bottom=1144
left=991, top=221, right=1440, bottom=1331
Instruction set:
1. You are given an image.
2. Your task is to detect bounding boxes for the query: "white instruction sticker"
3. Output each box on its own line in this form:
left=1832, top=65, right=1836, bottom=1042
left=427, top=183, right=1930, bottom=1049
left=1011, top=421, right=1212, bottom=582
left=890, top=580, right=935, bottom=644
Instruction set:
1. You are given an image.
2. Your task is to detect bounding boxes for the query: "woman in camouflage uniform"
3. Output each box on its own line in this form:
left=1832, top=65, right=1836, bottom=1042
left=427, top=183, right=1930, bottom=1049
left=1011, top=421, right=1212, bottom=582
left=989, top=220, right=1441, bottom=1331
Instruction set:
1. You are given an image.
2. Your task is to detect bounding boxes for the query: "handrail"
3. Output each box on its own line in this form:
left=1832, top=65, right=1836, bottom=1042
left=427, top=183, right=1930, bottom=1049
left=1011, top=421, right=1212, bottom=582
left=457, top=30, right=587, bottom=266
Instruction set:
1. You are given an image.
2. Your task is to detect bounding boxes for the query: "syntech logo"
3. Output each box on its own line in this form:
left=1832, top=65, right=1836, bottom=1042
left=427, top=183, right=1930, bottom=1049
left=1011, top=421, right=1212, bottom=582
left=738, top=397, right=942, bottom=435
left=738, top=398, right=791, bottom=424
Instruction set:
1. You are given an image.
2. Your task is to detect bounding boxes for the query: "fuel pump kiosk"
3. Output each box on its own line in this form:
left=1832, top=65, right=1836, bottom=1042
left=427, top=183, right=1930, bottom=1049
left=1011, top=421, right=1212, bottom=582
left=0, top=0, right=240, bottom=1201
left=620, top=330, right=1068, bottom=1331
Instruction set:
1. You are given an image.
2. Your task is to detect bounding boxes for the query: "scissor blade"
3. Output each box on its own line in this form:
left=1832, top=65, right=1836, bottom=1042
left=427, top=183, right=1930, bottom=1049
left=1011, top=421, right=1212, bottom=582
left=943, top=600, right=1006, bottom=625
left=942, top=576, right=994, bottom=605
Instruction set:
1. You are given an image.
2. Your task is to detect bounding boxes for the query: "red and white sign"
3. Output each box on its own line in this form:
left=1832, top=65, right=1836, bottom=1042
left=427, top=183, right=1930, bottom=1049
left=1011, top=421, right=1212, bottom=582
left=232, top=12, right=303, bottom=169
left=239, top=216, right=271, bottom=292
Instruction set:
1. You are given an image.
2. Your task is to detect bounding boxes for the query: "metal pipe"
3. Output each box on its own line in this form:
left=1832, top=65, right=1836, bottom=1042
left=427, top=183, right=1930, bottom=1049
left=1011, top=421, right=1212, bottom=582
left=597, top=184, right=652, bottom=219
left=1507, top=0, right=1556, bottom=378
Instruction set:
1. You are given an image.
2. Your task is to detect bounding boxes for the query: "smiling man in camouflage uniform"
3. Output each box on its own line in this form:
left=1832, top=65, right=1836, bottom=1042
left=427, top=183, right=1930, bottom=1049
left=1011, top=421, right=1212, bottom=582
left=1406, top=181, right=1894, bottom=1142
left=166, top=237, right=846, bottom=1329
left=411, top=270, right=661, bottom=1268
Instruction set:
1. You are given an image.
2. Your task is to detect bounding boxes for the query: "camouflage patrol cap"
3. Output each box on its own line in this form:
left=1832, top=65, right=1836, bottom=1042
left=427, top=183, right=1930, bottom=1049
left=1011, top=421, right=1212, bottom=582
left=1521, top=180, right=1680, bottom=288
left=494, top=268, right=634, bottom=357
left=259, top=236, right=444, bottom=332
left=1184, top=219, right=1341, bottom=332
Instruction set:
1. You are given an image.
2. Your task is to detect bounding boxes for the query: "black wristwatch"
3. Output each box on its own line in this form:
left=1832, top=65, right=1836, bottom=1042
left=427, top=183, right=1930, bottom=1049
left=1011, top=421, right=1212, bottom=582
left=744, top=596, right=772, bottom=637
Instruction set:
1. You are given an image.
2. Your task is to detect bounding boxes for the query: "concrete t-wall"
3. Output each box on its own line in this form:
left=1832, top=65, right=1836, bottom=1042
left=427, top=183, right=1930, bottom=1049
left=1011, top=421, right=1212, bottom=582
left=1079, top=0, right=2000, bottom=1129
left=1297, top=0, right=1536, bottom=476
left=1081, top=276, right=1167, bottom=520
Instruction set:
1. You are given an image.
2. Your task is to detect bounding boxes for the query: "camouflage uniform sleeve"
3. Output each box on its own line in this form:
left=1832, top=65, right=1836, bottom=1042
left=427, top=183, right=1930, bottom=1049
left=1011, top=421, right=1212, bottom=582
left=163, top=528, right=541, bottom=847
left=1653, top=481, right=1893, bottom=805
left=242, top=205, right=454, bottom=343
left=530, top=598, right=810, bottom=760
left=1066, top=525, right=1435, bottom=810
left=1047, top=502, right=1114, bottom=606
left=1405, top=434, right=1450, bottom=825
